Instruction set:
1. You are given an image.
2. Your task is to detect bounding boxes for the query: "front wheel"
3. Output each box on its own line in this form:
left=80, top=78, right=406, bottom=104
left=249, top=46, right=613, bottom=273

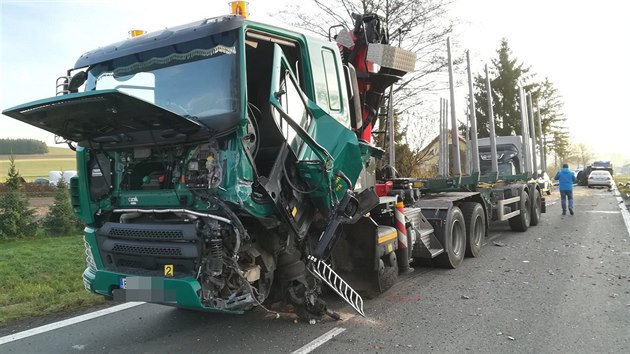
left=508, top=189, right=530, bottom=232
left=435, top=206, right=466, bottom=268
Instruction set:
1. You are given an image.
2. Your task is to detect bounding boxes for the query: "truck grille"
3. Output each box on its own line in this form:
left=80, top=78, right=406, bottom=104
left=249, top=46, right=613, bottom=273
left=96, top=222, right=200, bottom=276
left=108, top=227, right=184, bottom=240
left=99, top=222, right=197, bottom=241
left=111, top=243, right=183, bottom=256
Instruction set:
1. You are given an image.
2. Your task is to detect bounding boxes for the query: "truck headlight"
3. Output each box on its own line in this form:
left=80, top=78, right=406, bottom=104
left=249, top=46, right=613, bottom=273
left=84, top=239, right=97, bottom=272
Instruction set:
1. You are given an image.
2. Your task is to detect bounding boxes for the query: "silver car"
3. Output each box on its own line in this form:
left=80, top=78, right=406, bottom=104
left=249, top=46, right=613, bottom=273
left=587, top=170, right=613, bottom=189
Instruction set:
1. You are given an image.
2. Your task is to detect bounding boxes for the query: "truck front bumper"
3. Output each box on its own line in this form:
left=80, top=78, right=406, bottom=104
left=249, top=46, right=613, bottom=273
left=82, top=267, right=242, bottom=314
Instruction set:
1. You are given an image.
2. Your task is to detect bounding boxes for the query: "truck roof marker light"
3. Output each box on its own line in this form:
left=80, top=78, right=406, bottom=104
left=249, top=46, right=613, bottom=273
left=128, top=29, right=146, bottom=38
left=229, top=1, right=249, bottom=19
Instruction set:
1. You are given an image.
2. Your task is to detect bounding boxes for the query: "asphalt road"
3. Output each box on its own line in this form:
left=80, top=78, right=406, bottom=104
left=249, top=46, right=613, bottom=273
left=2, top=186, right=629, bottom=353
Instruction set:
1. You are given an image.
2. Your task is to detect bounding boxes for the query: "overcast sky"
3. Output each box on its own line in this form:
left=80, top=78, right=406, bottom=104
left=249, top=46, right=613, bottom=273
left=1, top=0, right=629, bottom=163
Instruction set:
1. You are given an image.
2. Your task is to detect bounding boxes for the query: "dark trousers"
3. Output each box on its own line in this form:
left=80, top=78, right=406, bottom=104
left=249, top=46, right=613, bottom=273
left=560, top=190, right=573, bottom=211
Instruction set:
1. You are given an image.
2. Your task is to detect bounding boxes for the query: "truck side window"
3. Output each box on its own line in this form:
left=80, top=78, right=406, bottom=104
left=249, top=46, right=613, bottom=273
left=321, top=49, right=341, bottom=111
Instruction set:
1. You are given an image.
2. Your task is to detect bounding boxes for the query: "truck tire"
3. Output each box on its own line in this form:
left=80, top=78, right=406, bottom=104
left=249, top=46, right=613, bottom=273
left=435, top=206, right=466, bottom=269
left=461, top=202, right=485, bottom=258
left=508, top=189, right=530, bottom=232
left=530, top=190, right=542, bottom=226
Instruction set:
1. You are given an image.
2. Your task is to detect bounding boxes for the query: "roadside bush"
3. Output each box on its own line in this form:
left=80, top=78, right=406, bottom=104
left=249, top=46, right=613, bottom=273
left=42, top=178, right=83, bottom=236
left=0, top=155, right=37, bottom=239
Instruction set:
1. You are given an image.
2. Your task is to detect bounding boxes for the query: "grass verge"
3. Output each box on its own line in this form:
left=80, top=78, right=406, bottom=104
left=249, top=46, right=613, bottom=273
left=615, top=176, right=630, bottom=203
left=0, top=235, right=106, bottom=325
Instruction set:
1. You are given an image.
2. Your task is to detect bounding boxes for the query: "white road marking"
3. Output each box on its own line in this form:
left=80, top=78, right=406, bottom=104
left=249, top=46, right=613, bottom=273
left=583, top=210, right=620, bottom=214
left=0, top=302, right=144, bottom=346
left=291, top=327, right=346, bottom=354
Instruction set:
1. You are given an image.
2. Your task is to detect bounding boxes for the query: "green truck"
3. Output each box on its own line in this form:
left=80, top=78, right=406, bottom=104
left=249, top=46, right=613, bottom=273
left=4, top=6, right=544, bottom=321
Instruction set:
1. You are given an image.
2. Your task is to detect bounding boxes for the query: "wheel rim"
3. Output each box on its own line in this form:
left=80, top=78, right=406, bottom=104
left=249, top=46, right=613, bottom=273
left=472, top=215, right=484, bottom=247
left=451, top=219, right=465, bottom=257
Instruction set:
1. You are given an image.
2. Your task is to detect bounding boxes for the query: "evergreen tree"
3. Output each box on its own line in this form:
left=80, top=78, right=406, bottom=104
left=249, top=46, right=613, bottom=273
left=473, top=39, right=536, bottom=137
left=43, top=178, right=83, bottom=236
left=537, top=78, right=569, bottom=161
left=0, top=155, right=36, bottom=238
left=5, top=154, right=22, bottom=190
left=473, top=39, right=568, bottom=161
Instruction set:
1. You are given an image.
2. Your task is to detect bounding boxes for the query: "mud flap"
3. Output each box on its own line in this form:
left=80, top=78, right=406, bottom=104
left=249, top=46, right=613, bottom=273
left=331, top=217, right=398, bottom=299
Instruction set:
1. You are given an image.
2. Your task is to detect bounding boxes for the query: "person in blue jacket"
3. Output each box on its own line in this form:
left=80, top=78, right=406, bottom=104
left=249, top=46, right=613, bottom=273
left=554, top=163, right=577, bottom=215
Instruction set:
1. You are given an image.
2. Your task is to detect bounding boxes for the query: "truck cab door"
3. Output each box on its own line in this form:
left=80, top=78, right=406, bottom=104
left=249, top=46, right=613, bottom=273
left=268, top=44, right=364, bottom=201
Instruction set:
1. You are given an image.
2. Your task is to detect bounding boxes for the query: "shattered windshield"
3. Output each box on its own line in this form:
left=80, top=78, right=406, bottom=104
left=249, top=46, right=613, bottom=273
left=85, top=30, right=240, bottom=121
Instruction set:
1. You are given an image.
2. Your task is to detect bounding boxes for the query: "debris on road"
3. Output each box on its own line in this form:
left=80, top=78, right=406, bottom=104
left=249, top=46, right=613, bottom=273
left=507, top=336, right=515, bottom=341
left=461, top=295, right=470, bottom=299
left=493, top=241, right=506, bottom=247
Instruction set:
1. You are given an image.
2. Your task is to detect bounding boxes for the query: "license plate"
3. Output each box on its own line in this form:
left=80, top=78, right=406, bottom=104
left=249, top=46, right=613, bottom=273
left=119, top=278, right=127, bottom=289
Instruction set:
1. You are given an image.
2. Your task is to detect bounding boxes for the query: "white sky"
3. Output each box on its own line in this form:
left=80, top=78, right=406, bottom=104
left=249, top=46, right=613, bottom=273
left=1, top=0, right=629, bottom=163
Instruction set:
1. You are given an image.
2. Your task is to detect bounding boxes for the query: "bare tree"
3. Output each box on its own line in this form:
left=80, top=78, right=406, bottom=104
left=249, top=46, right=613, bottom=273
left=277, top=0, right=455, bottom=150
left=574, top=143, right=593, bottom=168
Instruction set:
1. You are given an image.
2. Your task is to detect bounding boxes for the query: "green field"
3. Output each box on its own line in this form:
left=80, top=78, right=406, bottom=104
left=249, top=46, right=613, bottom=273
left=0, top=235, right=107, bottom=324
left=0, top=146, right=76, bottom=182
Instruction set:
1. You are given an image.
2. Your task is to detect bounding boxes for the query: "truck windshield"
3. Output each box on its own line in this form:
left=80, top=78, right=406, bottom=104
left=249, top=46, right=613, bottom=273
left=85, top=31, right=240, bottom=121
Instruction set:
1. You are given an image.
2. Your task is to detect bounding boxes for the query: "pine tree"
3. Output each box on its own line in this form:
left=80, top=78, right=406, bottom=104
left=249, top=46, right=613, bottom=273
left=42, top=178, right=83, bottom=236
left=473, top=39, right=568, bottom=161
left=0, top=154, right=36, bottom=238
left=473, top=39, right=536, bottom=137
left=5, top=154, right=22, bottom=190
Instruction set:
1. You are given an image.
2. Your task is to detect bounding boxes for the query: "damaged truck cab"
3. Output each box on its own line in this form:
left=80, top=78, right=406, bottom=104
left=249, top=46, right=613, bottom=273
left=4, top=12, right=411, bottom=319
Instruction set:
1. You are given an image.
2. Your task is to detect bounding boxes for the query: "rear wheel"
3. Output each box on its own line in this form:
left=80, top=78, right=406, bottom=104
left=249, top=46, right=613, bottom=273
left=530, top=190, right=542, bottom=226
left=508, top=189, right=530, bottom=232
left=435, top=206, right=466, bottom=268
left=461, top=202, right=485, bottom=258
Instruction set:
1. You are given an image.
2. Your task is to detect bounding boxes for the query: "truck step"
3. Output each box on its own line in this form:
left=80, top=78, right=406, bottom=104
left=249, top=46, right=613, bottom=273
left=308, top=255, right=365, bottom=317
left=405, top=207, right=444, bottom=259
left=412, top=230, right=444, bottom=259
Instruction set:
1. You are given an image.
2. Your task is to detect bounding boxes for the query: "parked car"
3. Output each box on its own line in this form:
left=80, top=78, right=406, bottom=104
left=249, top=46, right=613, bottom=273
left=537, top=171, right=553, bottom=195
left=33, top=177, right=50, bottom=185
left=587, top=170, right=613, bottom=189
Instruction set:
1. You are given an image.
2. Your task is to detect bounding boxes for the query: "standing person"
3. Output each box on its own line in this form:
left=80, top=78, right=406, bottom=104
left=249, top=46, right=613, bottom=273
left=554, top=163, right=577, bottom=215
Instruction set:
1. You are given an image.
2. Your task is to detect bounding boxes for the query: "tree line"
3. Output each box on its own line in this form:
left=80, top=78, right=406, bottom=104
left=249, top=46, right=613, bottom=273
left=0, top=139, right=49, bottom=154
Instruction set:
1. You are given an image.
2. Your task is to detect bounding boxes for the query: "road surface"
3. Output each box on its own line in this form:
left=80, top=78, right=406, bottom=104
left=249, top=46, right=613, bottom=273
left=1, top=186, right=629, bottom=353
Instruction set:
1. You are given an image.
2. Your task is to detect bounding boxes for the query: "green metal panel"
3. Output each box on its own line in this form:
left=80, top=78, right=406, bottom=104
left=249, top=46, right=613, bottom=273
left=75, top=147, right=97, bottom=224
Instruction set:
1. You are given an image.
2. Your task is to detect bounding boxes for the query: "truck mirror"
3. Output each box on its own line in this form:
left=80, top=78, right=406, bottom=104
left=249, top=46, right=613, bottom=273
left=68, top=71, right=87, bottom=92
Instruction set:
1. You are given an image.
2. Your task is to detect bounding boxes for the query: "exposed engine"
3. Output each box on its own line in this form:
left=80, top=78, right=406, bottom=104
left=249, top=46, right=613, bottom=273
left=90, top=141, right=330, bottom=317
